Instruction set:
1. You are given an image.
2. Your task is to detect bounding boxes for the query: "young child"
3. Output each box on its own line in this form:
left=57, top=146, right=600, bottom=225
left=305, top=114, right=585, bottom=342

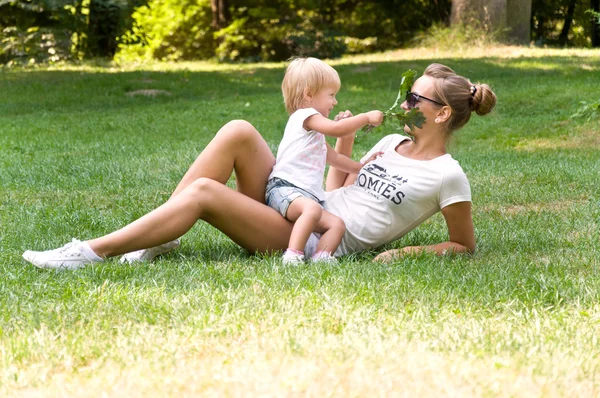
left=266, top=57, right=383, bottom=265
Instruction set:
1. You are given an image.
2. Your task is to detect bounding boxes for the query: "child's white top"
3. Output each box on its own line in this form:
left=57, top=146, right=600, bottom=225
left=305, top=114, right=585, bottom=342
left=323, top=134, right=472, bottom=256
left=269, top=107, right=327, bottom=200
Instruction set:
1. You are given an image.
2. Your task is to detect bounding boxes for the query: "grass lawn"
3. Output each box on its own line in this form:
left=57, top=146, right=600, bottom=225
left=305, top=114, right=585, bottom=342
left=1, top=46, right=599, bottom=396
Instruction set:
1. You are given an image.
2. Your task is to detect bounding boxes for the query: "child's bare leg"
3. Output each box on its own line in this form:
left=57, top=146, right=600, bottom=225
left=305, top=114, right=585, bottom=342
left=285, top=198, right=323, bottom=252
left=314, top=210, right=345, bottom=254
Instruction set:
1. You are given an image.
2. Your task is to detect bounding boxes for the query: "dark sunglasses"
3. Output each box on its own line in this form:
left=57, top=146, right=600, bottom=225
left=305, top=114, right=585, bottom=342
left=406, top=91, right=445, bottom=108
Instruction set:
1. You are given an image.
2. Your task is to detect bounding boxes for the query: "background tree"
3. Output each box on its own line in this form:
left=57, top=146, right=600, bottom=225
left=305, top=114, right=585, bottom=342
left=0, top=0, right=140, bottom=63
left=531, top=0, right=593, bottom=46
left=559, top=0, right=578, bottom=45
left=451, top=0, right=533, bottom=43
left=87, top=0, right=124, bottom=58
left=591, top=0, right=600, bottom=46
left=1, top=0, right=598, bottom=64
left=506, top=0, right=532, bottom=43
left=210, top=0, right=230, bottom=29
left=451, top=0, right=507, bottom=33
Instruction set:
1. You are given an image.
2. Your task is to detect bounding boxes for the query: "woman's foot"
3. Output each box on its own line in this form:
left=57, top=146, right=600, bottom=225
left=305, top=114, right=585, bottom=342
left=22, top=239, right=103, bottom=270
left=119, top=239, right=180, bottom=264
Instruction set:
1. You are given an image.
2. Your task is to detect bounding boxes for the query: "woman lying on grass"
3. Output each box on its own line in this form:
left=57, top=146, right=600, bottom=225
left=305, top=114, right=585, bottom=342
left=22, top=63, right=496, bottom=269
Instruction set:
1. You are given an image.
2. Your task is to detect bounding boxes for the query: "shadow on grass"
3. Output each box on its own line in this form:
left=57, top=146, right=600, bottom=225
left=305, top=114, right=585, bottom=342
left=1, top=55, right=598, bottom=117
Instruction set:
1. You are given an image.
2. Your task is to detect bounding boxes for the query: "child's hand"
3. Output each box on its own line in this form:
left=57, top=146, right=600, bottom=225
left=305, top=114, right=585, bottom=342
left=366, top=111, right=384, bottom=127
left=334, top=110, right=353, bottom=121
left=361, top=151, right=384, bottom=166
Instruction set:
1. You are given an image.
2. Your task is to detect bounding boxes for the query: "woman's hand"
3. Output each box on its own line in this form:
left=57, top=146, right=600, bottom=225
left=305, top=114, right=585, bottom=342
left=373, top=202, right=476, bottom=263
left=373, top=247, right=419, bottom=263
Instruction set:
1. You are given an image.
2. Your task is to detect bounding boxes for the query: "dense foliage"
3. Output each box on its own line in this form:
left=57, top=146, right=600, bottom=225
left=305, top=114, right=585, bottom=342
left=531, top=0, right=599, bottom=46
left=0, top=0, right=143, bottom=64
left=116, top=0, right=451, bottom=62
left=0, top=0, right=598, bottom=64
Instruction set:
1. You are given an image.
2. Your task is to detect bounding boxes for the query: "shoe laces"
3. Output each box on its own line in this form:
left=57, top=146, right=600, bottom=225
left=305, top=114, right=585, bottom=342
left=56, top=239, right=82, bottom=255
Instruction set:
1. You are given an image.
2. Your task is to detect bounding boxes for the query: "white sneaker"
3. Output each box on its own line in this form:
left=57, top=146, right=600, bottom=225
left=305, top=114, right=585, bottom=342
left=22, top=239, right=103, bottom=270
left=282, top=249, right=305, bottom=265
left=311, top=251, right=338, bottom=264
left=119, top=239, right=180, bottom=264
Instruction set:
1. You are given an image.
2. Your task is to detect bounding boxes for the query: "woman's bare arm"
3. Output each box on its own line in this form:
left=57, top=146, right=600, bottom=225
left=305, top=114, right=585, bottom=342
left=373, top=201, right=476, bottom=262
left=326, top=144, right=362, bottom=174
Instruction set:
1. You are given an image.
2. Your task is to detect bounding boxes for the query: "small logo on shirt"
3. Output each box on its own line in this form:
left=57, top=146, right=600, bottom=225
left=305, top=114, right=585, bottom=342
left=356, top=163, right=408, bottom=205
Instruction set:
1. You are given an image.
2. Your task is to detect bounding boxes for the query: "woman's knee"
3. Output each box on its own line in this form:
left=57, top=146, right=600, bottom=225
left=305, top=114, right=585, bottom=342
left=220, top=120, right=259, bottom=141
left=183, top=177, right=219, bottom=208
left=188, top=177, right=218, bottom=193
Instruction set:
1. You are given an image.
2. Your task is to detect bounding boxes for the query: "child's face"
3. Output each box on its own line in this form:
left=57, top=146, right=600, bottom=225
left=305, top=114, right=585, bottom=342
left=310, top=86, right=338, bottom=117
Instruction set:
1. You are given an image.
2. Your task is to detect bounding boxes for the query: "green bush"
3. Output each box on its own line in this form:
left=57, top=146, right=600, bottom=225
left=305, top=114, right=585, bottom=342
left=1, top=26, right=72, bottom=65
left=343, top=36, right=379, bottom=55
left=1, top=0, right=138, bottom=65
left=531, top=0, right=598, bottom=47
left=587, top=9, right=600, bottom=25
left=116, top=0, right=216, bottom=62
left=571, top=100, right=600, bottom=121
left=0, top=0, right=81, bottom=65
left=118, top=2, right=351, bottom=63
left=284, top=12, right=347, bottom=60
left=212, top=6, right=347, bottom=62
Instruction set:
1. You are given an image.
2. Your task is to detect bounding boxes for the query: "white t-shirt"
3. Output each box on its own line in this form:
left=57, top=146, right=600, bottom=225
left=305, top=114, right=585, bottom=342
left=268, top=108, right=327, bottom=200
left=320, top=134, right=472, bottom=256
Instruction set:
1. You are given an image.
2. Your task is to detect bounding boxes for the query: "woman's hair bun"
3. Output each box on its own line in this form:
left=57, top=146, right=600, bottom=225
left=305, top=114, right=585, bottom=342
left=471, top=83, right=496, bottom=116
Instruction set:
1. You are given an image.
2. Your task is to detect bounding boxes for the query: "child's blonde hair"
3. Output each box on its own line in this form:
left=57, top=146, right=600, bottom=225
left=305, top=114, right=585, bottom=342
left=282, top=57, right=341, bottom=114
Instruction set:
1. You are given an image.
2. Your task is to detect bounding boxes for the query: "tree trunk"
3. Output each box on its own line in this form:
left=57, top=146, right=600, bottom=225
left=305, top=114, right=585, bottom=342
left=451, top=0, right=507, bottom=32
left=592, top=0, right=600, bottom=47
left=506, top=0, right=531, bottom=44
left=211, top=0, right=229, bottom=29
left=558, top=0, right=576, bottom=46
left=87, top=0, right=120, bottom=58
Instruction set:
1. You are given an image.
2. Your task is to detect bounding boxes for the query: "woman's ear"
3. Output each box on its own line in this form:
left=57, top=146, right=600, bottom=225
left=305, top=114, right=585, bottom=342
left=436, top=106, right=452, bottom=123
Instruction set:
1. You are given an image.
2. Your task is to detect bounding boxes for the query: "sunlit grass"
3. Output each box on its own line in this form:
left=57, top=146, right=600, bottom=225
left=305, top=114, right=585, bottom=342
left=1, top=46, right=599, bottom=396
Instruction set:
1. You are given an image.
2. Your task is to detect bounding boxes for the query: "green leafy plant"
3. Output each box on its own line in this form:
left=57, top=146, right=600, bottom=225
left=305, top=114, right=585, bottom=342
left=586, top=9, right=600, bottom=25
left=360, top=69, right=425, bottom=137
left=570, top=100, right=600, bottom=121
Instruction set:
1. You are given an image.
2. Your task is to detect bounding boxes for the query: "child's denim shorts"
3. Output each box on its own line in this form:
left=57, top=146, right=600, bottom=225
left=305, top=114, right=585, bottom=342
left=265, top=177, right=322, bottom=218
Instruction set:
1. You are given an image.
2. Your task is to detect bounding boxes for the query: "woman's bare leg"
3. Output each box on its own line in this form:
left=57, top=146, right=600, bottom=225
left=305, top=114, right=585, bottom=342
left=170, top=120, right=273, bottom=202
left=86, top=120, right=285, bottom=257
left=326, top=134, right=358, bottom=191
left=89, top=178, right=292, bottom=257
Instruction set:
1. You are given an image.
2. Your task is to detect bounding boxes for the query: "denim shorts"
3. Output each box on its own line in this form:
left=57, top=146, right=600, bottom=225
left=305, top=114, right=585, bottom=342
left=265, top=177, right=322, bottom=218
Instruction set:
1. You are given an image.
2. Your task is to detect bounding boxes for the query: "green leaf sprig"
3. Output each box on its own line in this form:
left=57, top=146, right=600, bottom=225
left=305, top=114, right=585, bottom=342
left=359, top=69, right=426, bottom=137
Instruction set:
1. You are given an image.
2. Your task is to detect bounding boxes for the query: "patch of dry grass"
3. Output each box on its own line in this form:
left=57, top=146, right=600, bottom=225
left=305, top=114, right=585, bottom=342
left=478, top=198, right=590, bottom=216
left=4, top=308, right=600, bottom=397
left=515, top=130, right=600, bottom=151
